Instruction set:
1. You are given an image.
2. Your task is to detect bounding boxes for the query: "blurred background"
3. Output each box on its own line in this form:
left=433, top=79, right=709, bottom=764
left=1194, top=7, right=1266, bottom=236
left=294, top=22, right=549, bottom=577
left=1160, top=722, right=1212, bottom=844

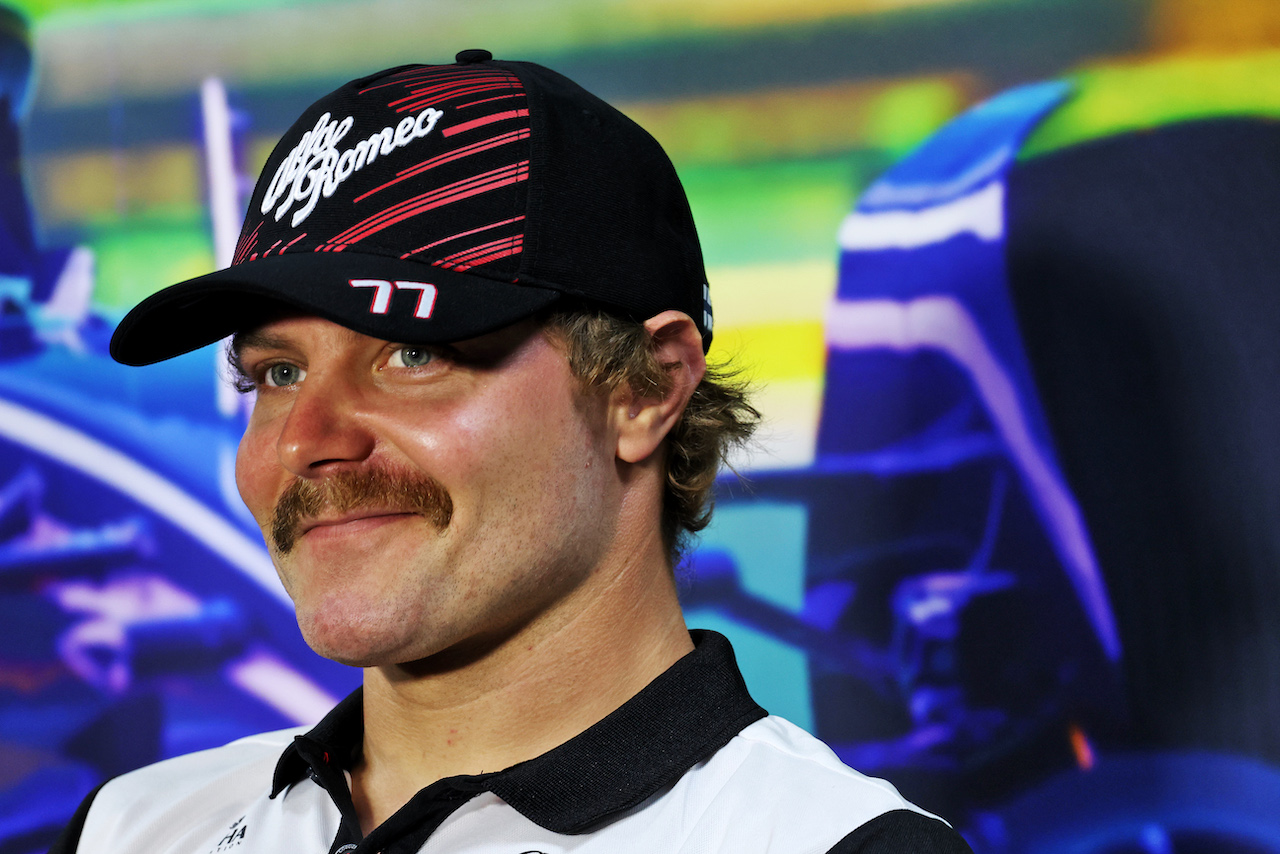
left=3, top=0, right=1280, bottom=851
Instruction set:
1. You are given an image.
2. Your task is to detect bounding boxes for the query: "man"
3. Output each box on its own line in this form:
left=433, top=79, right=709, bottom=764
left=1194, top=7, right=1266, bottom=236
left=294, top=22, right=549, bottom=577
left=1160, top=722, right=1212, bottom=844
left=52, top=51, right=971, bottom=853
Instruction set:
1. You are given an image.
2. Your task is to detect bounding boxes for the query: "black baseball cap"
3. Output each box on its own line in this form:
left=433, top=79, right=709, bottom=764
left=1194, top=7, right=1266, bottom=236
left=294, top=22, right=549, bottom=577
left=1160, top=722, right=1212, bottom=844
left=110, top=49, right=713, bottom=366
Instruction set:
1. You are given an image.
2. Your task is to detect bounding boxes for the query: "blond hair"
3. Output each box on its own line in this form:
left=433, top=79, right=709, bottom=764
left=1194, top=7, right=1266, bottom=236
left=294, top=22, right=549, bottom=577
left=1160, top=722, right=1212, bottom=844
left=545, top=309, right=759, bottom=561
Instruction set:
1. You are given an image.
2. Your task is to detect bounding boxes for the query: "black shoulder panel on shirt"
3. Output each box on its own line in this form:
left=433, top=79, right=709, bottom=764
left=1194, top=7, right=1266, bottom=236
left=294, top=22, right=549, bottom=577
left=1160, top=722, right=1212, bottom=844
left=826, top=809, right=974, bottom=854
left=46, top=779, right=111, bottom=854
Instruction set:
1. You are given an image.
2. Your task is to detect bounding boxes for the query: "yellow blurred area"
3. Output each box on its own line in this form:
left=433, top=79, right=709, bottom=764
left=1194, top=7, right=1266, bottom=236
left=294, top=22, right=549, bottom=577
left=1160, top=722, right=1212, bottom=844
left=620, top=0, right=981, bottom=32
left=622, top=75, right=968, bottom=165
left=706, top=259, right=835, bottom=327
left=701, top=260, right=840, bottom=467
left=711, top=321, right=827, bottom=383
left=701, top=259, right=834, bottom=387
left=730, top=376, right=828, bottom=469
left=1150, top=0, right=1280, bottom=52
left=1024, top=49, right=1280, bottom=157
left=29, top=0, right=981, bottom=106
left=25, top=0, right=979, bottom=37
left=31, top=144, right=200, bottom=224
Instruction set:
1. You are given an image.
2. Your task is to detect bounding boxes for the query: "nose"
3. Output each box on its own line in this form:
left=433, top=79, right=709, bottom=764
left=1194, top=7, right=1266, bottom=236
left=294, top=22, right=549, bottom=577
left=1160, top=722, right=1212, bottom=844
left=276, top=369, right=376, bottom=477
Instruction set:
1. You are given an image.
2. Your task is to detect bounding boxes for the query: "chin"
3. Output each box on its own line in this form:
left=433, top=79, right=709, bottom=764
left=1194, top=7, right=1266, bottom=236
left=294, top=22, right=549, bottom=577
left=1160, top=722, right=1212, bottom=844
left=303, top=634, right=420, bottom=668
left=295, top=607, right=421, bottom=668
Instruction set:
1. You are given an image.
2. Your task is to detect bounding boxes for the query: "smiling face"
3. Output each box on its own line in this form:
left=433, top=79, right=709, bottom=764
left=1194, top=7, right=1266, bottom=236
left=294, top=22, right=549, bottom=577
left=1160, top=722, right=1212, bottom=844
left=233, top=315, right=623, bottom=667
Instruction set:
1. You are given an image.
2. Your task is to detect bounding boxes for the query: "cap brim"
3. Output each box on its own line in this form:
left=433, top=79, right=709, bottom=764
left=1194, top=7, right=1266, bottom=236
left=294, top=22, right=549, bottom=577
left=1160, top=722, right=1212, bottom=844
left=109, top=252, right=562, bottom=366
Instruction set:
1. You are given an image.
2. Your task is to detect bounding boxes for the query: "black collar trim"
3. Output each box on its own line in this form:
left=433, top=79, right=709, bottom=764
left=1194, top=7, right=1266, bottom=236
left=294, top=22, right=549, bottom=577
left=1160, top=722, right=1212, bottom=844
left=271, top=686, right=364, bottom=798
left=271, top=630, right=766, bottom=834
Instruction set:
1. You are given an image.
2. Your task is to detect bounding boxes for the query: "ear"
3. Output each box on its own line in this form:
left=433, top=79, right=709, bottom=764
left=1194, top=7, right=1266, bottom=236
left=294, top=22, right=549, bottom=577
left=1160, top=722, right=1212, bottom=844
left=614, top=311, right=707, bottom=465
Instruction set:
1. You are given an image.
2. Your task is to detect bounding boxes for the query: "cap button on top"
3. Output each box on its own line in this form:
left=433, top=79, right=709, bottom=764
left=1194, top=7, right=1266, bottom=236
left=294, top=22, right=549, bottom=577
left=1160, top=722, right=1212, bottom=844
left=456, top=49, right=493, bottom=64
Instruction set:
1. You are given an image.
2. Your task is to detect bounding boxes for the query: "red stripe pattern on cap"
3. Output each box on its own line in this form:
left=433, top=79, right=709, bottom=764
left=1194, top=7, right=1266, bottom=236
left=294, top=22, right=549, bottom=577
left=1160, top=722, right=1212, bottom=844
left=232, top=63, right=533, bottom=280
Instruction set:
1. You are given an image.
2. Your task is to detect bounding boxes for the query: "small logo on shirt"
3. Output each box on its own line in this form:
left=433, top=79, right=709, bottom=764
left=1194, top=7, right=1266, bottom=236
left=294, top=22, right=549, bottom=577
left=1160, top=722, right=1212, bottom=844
left=211, top=816, right=247, bottom=852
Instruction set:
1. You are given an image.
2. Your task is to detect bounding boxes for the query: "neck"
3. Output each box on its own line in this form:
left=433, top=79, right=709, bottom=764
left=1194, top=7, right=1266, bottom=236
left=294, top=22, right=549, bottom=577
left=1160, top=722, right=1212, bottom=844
left=350, top=529, right=691, bottom=833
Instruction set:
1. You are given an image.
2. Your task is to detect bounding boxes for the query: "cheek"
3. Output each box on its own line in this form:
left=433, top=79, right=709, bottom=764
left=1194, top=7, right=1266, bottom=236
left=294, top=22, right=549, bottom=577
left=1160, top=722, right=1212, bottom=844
left=455, top=386, right=588, bottom=480
left=235, top=422, right=279, bottom=524
left=388, top=384, right=601, bottom=531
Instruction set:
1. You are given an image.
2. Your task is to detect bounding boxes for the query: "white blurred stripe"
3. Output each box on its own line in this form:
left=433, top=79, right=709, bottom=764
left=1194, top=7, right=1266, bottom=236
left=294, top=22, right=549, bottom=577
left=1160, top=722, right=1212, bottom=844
left=838, top=181, right=1004, bottom=251
left=226, top=649, right=338, bottom=726
left=825, top=296, right=1120, bottom=660
left=0, top=396, right=287, bottom=606
left=201, top=77, right=241, bottom=269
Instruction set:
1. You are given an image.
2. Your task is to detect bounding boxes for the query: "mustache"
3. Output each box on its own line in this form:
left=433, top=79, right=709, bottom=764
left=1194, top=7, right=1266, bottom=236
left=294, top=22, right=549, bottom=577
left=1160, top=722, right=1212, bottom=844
left=269, top=466, right=453, bottom=554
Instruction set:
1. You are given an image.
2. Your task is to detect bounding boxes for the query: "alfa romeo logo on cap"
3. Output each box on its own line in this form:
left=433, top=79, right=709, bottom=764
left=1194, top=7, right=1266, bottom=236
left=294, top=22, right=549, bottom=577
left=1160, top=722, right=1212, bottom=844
left=261, top=107, right=444, bottom=228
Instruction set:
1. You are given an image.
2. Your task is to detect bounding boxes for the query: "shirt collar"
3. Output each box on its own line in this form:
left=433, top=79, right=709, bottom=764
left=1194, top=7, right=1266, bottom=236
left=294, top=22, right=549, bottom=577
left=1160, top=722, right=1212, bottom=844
left=272, top=629, right=766, bottom=833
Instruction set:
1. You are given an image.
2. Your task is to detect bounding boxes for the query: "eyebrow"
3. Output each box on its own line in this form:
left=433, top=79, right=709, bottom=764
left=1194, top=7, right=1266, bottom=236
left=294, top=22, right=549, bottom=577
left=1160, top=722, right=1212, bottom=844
left=230, top=330, right=294, bottom=359
left=230, top=324, right=380, bottom=366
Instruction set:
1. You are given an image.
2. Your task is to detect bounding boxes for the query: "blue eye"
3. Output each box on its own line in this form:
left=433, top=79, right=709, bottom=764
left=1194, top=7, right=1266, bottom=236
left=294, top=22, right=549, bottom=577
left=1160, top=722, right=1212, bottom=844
left=389, top=347, right=435, bottom=368
left=265, top=363, right=305, bottom=387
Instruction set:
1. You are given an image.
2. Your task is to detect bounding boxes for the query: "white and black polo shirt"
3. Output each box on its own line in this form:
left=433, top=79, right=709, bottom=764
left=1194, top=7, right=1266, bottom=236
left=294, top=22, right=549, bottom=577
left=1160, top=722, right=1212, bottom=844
left=52, top=631, right=971, bottom=854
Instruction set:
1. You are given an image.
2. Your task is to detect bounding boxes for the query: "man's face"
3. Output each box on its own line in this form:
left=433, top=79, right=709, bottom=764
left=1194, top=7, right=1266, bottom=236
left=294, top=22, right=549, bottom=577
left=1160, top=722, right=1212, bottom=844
left=233, top=315, right=622, bottom=667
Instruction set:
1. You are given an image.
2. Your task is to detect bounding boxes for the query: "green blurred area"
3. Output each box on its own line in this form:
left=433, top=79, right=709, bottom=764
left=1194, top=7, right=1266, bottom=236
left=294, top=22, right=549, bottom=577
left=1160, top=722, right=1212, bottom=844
left=683, top=156, right=881, bottom=270
left=1023, top=51, right=1280, bottom=159
left=17, top=0, right=1280, bottom=319
left=81, top=157, right=868, bottom=312
left=9, top=0, right=313, bottom=23
left=87, top=217, right=213, bottom=310
left=863, top=77, right=967, bottom=159
left=57, top=73, right=954, bottom=311
left=76, top=146, right=910, bottom=312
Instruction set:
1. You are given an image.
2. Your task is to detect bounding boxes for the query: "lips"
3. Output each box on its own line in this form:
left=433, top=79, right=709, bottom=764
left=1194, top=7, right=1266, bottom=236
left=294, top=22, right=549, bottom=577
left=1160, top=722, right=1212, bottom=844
left=300, top=510, right=419, bottom=536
